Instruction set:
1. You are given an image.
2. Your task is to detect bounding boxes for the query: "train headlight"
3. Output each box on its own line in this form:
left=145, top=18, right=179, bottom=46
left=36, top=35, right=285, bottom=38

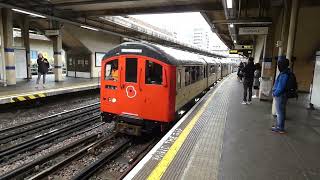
left=111, top=98, right=117, bottom=103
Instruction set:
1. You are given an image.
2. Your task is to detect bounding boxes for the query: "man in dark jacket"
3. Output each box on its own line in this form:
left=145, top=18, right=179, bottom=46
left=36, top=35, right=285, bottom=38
left=241, top=57, right=255, bottom=104
left=272, top=59, right=289, bottom=133
left=36, top=53, right=49, bottom=88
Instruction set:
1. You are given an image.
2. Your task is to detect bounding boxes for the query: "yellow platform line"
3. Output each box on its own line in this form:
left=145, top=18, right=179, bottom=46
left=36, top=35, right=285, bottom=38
left=16, top=96, right=26, bottom=101
left=28, top=95, right=37, bottom=99
left=147, top=77, right=229, bottom=180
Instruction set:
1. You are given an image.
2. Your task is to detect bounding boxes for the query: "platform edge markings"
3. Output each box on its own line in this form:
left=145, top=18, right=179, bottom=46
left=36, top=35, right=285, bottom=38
left=123, top=75, right=232, bottom=180
left=179, top=80, right=231, bottom=179
left=10, top=93, right=46, bottom=103
left=1, top=83, right=99, bottom=104
left=146, top=75, right=231, bottom=180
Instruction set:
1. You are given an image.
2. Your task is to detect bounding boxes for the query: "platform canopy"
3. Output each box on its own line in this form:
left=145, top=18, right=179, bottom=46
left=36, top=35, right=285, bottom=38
left=0, top=0, right=227, bottom=58
left=202, top=0, right=320, bottom=49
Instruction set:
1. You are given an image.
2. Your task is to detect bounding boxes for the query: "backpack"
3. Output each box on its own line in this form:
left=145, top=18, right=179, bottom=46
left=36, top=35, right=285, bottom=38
left=286, top=72, right=298, bottom=98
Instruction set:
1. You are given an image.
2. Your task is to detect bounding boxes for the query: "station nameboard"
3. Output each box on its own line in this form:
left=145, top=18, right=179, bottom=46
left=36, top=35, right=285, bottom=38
left=234, top=45, right=253, bottom=49
left=239, top=27, right=268, bottom=35
left=45, top=30, right=60, bottom=36
left=229, top=50, right=238, bottom=54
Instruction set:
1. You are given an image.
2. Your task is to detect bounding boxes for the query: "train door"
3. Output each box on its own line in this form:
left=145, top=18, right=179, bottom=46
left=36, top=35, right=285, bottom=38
left=118, top=56, right=143, bottom=118
left=141, top=58, right=170, bottom=122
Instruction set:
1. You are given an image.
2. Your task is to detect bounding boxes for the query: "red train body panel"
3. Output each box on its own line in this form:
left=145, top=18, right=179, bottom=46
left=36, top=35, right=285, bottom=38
left=101, top=55, right=176, bottom=123
left=100, top=42, right=234, bottom=134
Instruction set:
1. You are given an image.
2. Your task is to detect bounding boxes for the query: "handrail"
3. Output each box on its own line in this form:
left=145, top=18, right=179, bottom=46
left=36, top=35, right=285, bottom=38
left=139, top=68, right=142, bottom=91
left=119, top=66, right=123, bottom=89
left=163, top=69, right=168, bottom=87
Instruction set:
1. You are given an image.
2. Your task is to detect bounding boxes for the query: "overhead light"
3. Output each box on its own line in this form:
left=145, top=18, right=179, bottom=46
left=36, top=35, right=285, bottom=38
left=226, top=0, right=233, bottom=8
left=233, top=40, right=237, bottom=43
left=12, top=8, right=46, bottom=18
left=80, top=25, right=99, bottom=31
left=229, top=23, right=234, bottom=28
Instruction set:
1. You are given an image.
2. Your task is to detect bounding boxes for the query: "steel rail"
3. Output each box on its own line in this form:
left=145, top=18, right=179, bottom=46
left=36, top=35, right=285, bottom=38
left=117, top=139, right=157, bottom=180
left=72, top=139, right=132, bottom=180
left=0, top=133, right=99, bottom=180
left=0, top=108, right=100, bottom=144
left=26, top=133, right=118, bottom=180
left=0, top=115, right=100, bottom=162
left=0, top=102, right=100, bottom=135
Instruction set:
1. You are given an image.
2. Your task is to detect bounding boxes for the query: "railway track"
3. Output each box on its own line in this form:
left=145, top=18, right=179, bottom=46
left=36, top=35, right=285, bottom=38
left=1, top=131, right=155, bottom=180
left=0, top=103, right=100, bottom=144
left=0, top=103, right=101, bottom=163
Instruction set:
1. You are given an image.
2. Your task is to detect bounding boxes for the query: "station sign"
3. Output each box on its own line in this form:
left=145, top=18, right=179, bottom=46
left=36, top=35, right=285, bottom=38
left=229, top=50, right=238, bottom=54
left=234, top=45, right=253, bottom=49
left=229, top=49, right=252, bottom=55
left=45, top=29, right=60, bottom=36
left=239, top=27, right=268, bottom=35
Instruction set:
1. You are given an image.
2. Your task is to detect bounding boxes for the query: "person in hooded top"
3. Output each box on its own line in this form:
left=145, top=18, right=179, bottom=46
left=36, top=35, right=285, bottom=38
left=272, top=58, right=290, bottom=134
left=241, top=57, right=255, bottom=104
left=36, top=53, right=49, bottom=88
left=237, top=62, right=244, bottom=82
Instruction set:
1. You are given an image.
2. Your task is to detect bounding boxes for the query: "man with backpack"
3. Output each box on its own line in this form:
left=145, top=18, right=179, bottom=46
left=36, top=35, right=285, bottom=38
left=241, top=57, right=255, bottom=104
left=272, top=58, right=298, bottom=133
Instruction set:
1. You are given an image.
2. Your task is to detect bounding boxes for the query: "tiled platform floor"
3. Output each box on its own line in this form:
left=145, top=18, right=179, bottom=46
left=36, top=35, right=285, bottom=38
left=126, top=74, right=320, bottom=180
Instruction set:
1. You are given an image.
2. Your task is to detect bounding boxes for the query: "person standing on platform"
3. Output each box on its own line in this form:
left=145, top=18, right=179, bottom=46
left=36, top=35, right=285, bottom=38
left=252, top=63, right=262, bottom=98
left=241, top=57, right=255, bottom=105
left=36, top=53, right=49, bottom=88
left=237, top=62, right=244, bottom=82
left=272, top=59, right=290, bottom=134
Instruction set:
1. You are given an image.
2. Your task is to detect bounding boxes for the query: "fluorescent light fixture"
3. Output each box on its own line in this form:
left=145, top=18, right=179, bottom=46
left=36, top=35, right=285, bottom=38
left=81, top=25, right=99, bottom=31
left=233, top=40, right=237, bottom=43
left=12, top=8, right=46, bottom=18
left=229, top=23, right=234, bottom=28
left=226, top=0, right=233, bottom=8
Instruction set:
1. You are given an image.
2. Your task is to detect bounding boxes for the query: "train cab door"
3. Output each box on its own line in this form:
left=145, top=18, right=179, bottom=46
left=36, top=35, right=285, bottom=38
left=140, top=58, right=170, bottom=122
left=118, top=56, right=143, bottom=118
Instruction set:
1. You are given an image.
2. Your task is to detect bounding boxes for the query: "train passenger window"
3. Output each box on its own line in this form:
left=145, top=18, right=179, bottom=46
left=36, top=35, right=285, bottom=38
left=125, top=58, right=137, bottom=83
left=105, top=59, right=118, bottom=81
left=145, top=60, right=163, bottom=85
left=185, top=67, right=190, bottom=86
left=177, top=70, right=181, bottom=89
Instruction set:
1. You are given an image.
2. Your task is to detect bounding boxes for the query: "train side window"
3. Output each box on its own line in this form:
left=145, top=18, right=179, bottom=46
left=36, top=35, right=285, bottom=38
left=145, top=60, right=163, bottom=85
left=177, top=70, right=181, bottom=89
left=185, top=67, right=190, bottom=86
left=125, top=58, right=137, bottom=83
left=105, top=59, right=118, bottom=81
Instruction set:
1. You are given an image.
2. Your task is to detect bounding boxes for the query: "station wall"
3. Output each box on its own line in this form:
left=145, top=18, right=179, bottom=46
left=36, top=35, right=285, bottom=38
left=293, top=6, right=320, bottom=92
left=13, top=37, right=66, bottom=79
left=63, top=24, right=121, bottom=78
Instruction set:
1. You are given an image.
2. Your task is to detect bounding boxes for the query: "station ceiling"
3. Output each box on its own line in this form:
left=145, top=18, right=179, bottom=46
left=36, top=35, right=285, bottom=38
left=3, top=0, right=320, bottom=54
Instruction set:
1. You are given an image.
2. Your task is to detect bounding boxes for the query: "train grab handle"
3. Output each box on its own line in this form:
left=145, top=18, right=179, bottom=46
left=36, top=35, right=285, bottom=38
left=120, top=67, right=124, bottom=89
left=163, top=69, right=168, bottom=87
left=139, top=68, right=142, bottom=91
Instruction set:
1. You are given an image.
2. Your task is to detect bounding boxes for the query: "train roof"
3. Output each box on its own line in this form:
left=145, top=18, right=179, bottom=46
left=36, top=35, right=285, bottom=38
left=103, top=42, right=209, bottom=66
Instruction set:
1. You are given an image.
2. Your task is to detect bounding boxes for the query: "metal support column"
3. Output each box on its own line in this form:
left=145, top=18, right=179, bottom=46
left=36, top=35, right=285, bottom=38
left=3, top=8, right=15, bottom=85
left=272, top=2, right=289, bottom=115
left=22, top=16, right=31, bottom=79
left=0, top=8, right=6, bottom=86
left=53, top=23, right=63, bottom=82
left=286, top=0, right=299, bottom=64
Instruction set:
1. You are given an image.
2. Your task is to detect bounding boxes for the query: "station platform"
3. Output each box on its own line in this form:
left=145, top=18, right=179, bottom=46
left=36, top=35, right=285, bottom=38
left=0, top=74, right=99, bottom=104
left=125, top=74, right=320, bottom=180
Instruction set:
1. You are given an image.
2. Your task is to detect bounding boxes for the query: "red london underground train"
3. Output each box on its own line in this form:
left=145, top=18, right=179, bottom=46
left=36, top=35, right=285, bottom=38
left=100, top=42, right=234, bottom=135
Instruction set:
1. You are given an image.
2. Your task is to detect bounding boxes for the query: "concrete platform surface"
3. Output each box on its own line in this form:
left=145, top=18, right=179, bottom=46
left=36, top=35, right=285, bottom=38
left=0, top=75, right=99, bottom=104
left=125, top=74, right=320, bottom=180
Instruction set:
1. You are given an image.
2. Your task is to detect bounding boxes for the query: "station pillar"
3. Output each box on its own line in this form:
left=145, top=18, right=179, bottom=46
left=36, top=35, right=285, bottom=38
left=22, top=16, right=32, bottom=79
left=53, top=27, right=63, bottom=82
left=286, top=0, right=299, bottom=64
left=3, top=9, right=15, bottom=85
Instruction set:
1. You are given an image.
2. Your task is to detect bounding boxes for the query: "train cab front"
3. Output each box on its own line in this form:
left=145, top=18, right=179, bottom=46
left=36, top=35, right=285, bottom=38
left=100, top=53, right=175, bottom=136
